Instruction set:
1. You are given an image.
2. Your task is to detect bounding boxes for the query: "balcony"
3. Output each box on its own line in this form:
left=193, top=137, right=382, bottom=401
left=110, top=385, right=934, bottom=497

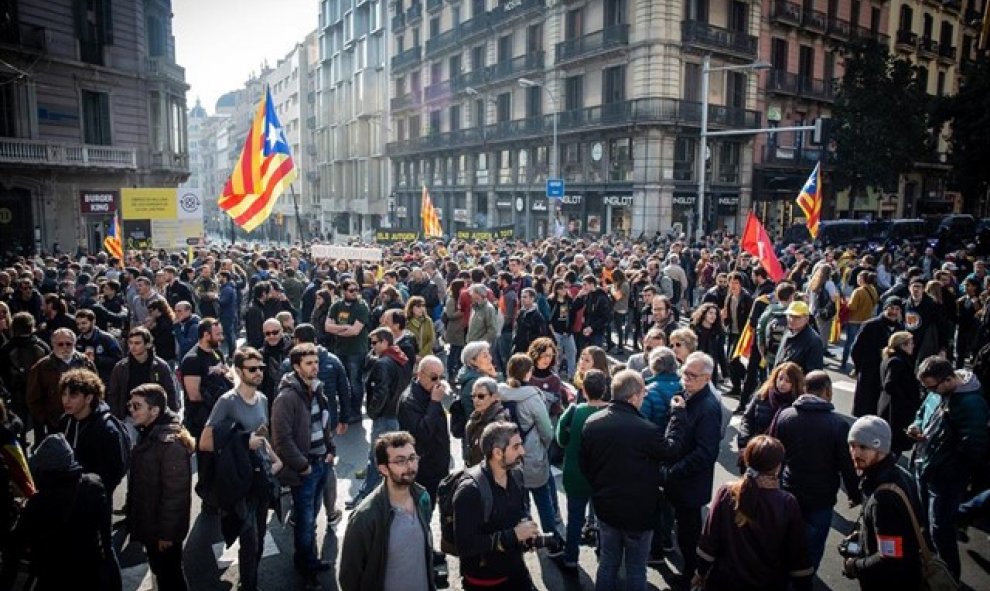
left=484, top=52, right=545, bottom=86
left=390, top=92, right=418, bottom=111
left=801, top=9, right=827, bottom=33
left=761, top=144, right=823, bottom=167
left=826, top=17, right=850, bottom=40
left=943, top=0, right=962, bottom=13
left=149, top=151, right=189, bottom=172
left=391, top=45, right=421, bottom=73
left=766, top=71, right=836, bottom=101
left=0, top=138, right=137, bottom=169
left=489, top=0, right=545, bottom=29
left=850, top=26, right=890, bottom=46
left=918, top=36, right=939, bottom=58
left=147, top=57, right=187, bottom=86
left=406, top=2, right=423, bottom=24
left=0, top=23, right=47, bottom=52
left=386, top=96, right=760, bottom=156
left=425, top=14, right=489, bottom=57
left=555, top=24, right=630, bottom=65
left=770, top=0, right=802, bottom=27
left=451, top=67, right=488, bottom=91
left=427, top=0, right=442, bottom=12
left=965, top=8, right=983, bottom=27
left=895, top=29, right=918, bottom=51
left=392, top=13, right=406, bottom=31
left=424, top=80, right=452, bottom=101
left=937, top=43, right=957, bottom=63
left=681, top=20, right=758, bottom=59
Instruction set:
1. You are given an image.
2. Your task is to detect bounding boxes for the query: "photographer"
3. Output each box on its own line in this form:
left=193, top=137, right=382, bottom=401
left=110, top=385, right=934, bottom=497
left=841, top=416, right=926, bottom=590
left=452, top=421, right=539, bottom=591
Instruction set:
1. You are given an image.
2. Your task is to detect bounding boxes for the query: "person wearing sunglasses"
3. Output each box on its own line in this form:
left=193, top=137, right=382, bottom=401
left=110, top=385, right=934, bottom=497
left=463, top=377, right=509, bottom=467
left=7, top=278, right=42, bottom=325
left=397, top=355, right=451, bottom=514
left=324, top=279, right=370, bottom=425
left=26, top=328, right=96, bottom=446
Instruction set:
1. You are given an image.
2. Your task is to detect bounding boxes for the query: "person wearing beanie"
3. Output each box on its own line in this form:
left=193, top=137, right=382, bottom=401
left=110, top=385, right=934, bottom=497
left=841, top=415, right=926, bottom=591
left=849, top=296, right=905, bottom=417
left=907, top=355, right=989, bottom=581
left=1, top=434, right=120, bottom=590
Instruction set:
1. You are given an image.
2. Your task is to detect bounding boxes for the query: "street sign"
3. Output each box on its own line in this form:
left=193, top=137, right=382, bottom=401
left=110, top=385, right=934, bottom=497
left=546, top=179, right=564, bottom=199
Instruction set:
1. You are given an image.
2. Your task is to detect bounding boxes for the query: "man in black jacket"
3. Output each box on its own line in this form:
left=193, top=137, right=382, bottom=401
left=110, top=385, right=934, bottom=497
left=580, top=369, right=686, bottom=589
left=574, top=275, right=611, bottom=349
left=774, top=301, right=825, bottom=371
left=350, top=328, right=413, bottom=508
left=74, top=309, right=123, bottom=384
left=512, top=288, right=549, bottom=355
left=397, top=355, right=451, bottom=511
left=774, top=370, right=862, bottom=571
left=244, top=282, right=273, bottom=350
left=850, top=298, right=904, bottom=417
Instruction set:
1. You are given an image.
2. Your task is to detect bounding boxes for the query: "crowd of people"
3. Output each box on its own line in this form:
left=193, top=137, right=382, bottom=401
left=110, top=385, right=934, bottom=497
left=0, top=230, right=987, bottom=591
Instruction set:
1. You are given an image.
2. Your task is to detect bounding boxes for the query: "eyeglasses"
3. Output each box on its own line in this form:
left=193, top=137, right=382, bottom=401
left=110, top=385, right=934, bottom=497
left=53, top=341, right=74, bottom=348
left=424, top=373, right=442, bottom=382
left=473, top=393, right=489, bottom=400
left=263, top=330, right=281, bottom=336
left=682, top=370, right=703, bottom=381
left=388, top=454, right=420, bottom=467
left=241, top=365, right=265, bottom=373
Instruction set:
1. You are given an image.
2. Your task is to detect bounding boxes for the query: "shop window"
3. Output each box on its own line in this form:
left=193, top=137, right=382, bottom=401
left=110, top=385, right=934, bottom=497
left=609, top=138, right=633, bottom=181
left=674, top=137, right=695, bottom=182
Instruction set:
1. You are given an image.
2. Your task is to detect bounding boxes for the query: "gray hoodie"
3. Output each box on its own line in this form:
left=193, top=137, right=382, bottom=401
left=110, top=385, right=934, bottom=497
left=497, top=383, right=554, bottom=488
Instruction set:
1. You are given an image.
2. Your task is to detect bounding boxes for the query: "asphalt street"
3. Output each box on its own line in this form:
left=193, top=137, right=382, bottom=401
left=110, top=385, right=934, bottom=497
left=101, top=343, right=990, bottom=591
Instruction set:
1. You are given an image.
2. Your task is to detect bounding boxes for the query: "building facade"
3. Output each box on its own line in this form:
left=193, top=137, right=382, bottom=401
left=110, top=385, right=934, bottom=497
left=385, top=0, right=764, bottom=239
left=316, top=0, right=390, bottom=241
left=0, top=0, right=189, bottom=255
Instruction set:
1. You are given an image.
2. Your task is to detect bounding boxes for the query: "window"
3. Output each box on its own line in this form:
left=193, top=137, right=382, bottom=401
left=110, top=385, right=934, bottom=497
left=940, top=22, right=953, bottom=46
left=771, top=38, right=788, bottom=71
left=526, top=86, right=541, bottom=117
left=147, top=14, right=165, bottom=57
left=609, top=138, right=633, bottom=181
left=674, top=137, right=696, bottom=181
left=936, top=70, right=945, bottom=96
left=471, top=0, right=485, bottom=18
left=496, top=92, right=511, bottom=122
left=726, top=71, right=745, bottom=108
left=409, top=114, right=421, bottom=138
left=685, top=0, right=708, bottom=21
left=474, top=98, right=485, bottom=127
left=429, top=110, right=440, bottom=135
left=923, top=13, right=933, bottom=38
left=917, top=66, right=929, bottom=93
left=603, top=66, right=625, bottom=104
left=82, top=89, right=111, bottom=145
left=684, top=63, right=701, bottom=101
left=564, top=75, right=583, bottom=110
left=565, top=9, right=583, bottom=39
left=449, top=104, right=461, bottom=131
left=75, top=0, right=114, bottom=65
left=798, top=45, right=814, bottom=80
left=472, top=45, right=485, bottom=70
left=449, top=54, right=462, bottom=79
left=729, top=0, right=747, bottom=32
left=527, top=24, right=543, bottom=53
left=604, top=0, right=625, bottom=26
left=498, top=35, right=512, bottom=63
left=717, top=143, right=739, bottom=183
left=0, top=76, right=27, bottom=138
left=430, top=61, right=441, bottom=84
left=429, top=16, right=440, bottom=38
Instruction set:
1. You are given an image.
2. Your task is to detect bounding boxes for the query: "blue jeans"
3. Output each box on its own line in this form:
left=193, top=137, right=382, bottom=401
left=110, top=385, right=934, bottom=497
left=496, top=331, right=513, bottom=373
left=555, top=332, right=577, bottom=381
left=919, top=472, right=967, bottom=580
left=290, top=459, right=328, bottom=571
left=529, top=479, right=559, bottom=534
left=596, top=520, right=653, bottom=591
left=447, top=344, right=463, bottom=381
left=564, top=495, right=589, bottom=563
left=356, top=416, right=400, bottom=499
left=222, top=321, right=237, bottom=358
left=841, top=322, right=861, bottom=368
left=802, top=506, right=833, bottom=571
left=341, top=353, right=365, bottom=422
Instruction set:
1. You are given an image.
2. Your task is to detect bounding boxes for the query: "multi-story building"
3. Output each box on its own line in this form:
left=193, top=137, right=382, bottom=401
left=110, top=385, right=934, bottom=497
left=386, top=0, right=764, bottom=239
left=316, top=0, right=390, bottom=240
left=752, top=0, right=890, bottom=231
left=183, top=98, right=209, bottom=191
left=0, top=0, right=189, bottom=254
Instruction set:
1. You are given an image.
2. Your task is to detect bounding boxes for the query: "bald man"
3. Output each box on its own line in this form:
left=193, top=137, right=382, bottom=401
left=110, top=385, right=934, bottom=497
left=396, top=355, right=451, bottom=511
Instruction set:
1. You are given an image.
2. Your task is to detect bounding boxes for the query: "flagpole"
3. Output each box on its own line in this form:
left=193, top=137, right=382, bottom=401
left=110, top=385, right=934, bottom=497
left=289, top=184, right=305, bottom=245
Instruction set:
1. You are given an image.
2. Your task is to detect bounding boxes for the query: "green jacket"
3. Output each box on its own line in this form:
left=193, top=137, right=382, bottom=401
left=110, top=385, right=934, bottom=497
left=555, top=402, right=606, bottom=498
left=911, top=370, right=989, bottom=481
left=339, top=481, right=435, bottom=591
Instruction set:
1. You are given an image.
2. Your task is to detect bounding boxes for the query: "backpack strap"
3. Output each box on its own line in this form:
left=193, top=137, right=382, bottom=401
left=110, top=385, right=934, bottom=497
left=874, top=483, right=935, bottom=563
left=466, top=464, right=493, bottom=523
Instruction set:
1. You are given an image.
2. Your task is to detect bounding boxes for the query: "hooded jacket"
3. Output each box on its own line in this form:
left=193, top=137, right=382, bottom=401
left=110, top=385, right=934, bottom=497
left=271, top=371, right=336, bottom=488
left=911, top=370, right=989, bottom=481
left=26, top=352, right=96, bottom=429
left=497, top=383, right=554, bottom=488
left=126, top=412, right=194, bottom=545
left=363, top=346, right=411, bottom=420
left=106, top=353, right=179, bottom=419
left=58, top=401, right=129, bottom=496
left=773, top=394, right=862, bottom=510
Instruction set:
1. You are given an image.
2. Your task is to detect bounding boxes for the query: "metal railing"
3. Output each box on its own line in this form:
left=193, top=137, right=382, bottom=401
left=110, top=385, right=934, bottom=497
left=392, top=13, right=406, bottom=31
left=771, top=0, right=802, bottom=26
left=896, top=29, right=918, bottom=48
left=918, top=36, right=939, bottom=56
left=801, top=9, right=827, bottom=32
left=150, top=151, right=189, bottom=172
left=147, top=57, right=186, bottom=85
left=0, top=138, right=137, bottom=169
left=555, top=24, right=630, bottom=63
left=427, top=0, right=442, bottom=12
left=766, top=71, right=835, bottom=101
left=762, top=144, right=823, bottom=166
left=938, top=43, right=957, bottom=61
left=681, top=20, right=758, bottom=58
left=392, top=45, right=422, bottom=72
left=406, top=2, right=423, bottom=23
left=827, top=17, right=850, bottom=39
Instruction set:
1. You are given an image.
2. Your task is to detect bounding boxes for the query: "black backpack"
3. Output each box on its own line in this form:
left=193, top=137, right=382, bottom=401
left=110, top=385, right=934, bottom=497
left=438, top=464, right=492, bottom=556
left=815, top=287, right=836, bottom=320
left=764, top=311, right=789, bottom=362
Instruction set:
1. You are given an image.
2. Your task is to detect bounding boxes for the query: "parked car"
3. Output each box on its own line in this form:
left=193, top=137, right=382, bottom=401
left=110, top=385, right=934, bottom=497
left=782, top=220, right=872, bottom=248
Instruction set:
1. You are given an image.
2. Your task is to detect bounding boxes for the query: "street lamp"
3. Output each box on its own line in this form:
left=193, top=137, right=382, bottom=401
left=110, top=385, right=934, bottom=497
left=697, top=56, right=771, bottom=238
left=519, top=77, right=559, bottom=238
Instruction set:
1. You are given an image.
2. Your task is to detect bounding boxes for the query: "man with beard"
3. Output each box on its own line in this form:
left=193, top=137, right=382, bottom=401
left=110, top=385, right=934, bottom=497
left=324, top=279, right=370, bottom=424
left=452, top=421, right=539, bottom=590
left=179, top=318, right=234, bottom=438
left=701, top=272, right=729, bottom=308
left=37, top=294, right=76, bottom=346
left=245, top=281, right=274, bottom=350
left=723, top=272, right=753, bottom=401
left=850, top=298, right=905, bottom=417
left=163, top=266, right=195, bottom=309
left=173, top=301, right=201, bottom=361
left=130, top=276, right=165, bottom=327
left=340, top=431, right=435, bottom=591
left=260, top=319, right=292, bottom=402
left=26, top=328, right=96, bottom=444
left=107, top=327, right=179, bottom=442
left=574, top=275, right=612, bottom=349
left=74, top=309, right=122, bottom=385
left=903, top=278, right=949, bottom=367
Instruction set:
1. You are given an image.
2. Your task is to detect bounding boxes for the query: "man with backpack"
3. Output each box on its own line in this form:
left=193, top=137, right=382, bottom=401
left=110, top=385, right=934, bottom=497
left=0, top=312, right=50, bottom=443
left=445, top=421, right=539, bottom=590
left=340, top=430, right=435, bottom=591
left=757, top=282, right=796, bottom=369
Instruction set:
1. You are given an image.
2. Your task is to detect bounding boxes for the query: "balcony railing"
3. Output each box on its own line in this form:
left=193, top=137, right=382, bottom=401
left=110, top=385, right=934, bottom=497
left=147, top=57, right=187, bottom=85
left=392, top=13, right=406, bottom=31
left=827, top=17, right=850, bottom=40
left=850, top=26, right=890, bottom=46
left=392, top=45, right=421, bottom=72
left=918, top=36, right=939, bottom=57
left=489, top=0, right=545, bottom=28
left=425, top=14, right=489, bottom=56
left=943, top=0, right=962, bottom=13
left=485, top=52, right=545, bottom=86
left=771, top=0, right=802, bottom=26
left=766, top=71, right=835, bottom=101
left=386, top=96, right=761, bottom=156
left=149, top=151, right=189, bottom=172
left=390, top=92, right=418, bottom=111
left=895, top=29, right=918, bottom=49
left=555, top=24, right=630, bottom=64
left=965, top=8, right=983, bottom=26
left=938, top=43, right=957, bottom=61
left=0, top=138, right=137, bottom=169
left=424, top=80, right=452, bottom=101
left=681, top=20, right=758, bottom=58
left=761, top=144, right=823, bottom=167
left=427, top=0, right=442, bottom=12
left=406, top=2, right=423, bottom=23
left=801, top=9, right=827, bottom=33
left=0, top=23, right=47, bottom=51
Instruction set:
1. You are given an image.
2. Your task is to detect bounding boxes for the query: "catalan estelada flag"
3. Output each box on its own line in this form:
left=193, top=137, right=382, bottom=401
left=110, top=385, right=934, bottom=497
left=421, top=186, right=443, bottom=237
left=218, top=87, right=298, bottom=232
left=0, top=425, right=34, bottom=497
left=103, top=211, right=123, bottom=260
left=829, top=304, right=843, bottom=344
left=732, top=323, right=754, bottom=362
left=796, top=163, right=822, bottom=239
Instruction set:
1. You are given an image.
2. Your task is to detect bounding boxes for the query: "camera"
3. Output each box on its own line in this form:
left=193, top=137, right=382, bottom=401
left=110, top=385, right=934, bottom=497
left=526, top=533, right=564, bottom=553
left=838, top=538, right=862, bottom=558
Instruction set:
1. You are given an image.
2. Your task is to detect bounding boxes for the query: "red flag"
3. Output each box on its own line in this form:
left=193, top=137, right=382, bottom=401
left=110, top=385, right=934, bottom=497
left=741, top=211, right=785, bottom=283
